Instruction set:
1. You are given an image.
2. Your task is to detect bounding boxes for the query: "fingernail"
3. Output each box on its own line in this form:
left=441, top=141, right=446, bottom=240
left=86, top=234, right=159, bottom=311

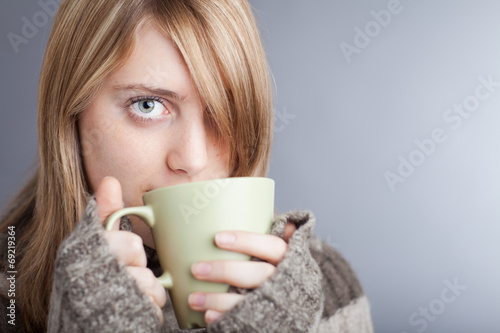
left=192, top=262, right=212, bottom=276
left=215, top=232, right=235, bottom=245
left=188, top=293, right=206, bottom=308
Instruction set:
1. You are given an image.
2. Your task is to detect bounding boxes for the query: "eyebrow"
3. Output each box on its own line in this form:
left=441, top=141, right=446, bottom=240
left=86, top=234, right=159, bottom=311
left=112, top=83, right=187, bottom=104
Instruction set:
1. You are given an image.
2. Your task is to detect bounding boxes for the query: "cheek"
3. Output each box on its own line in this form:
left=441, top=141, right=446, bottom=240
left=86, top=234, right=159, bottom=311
left=79, top=109, right=159, bottom=194
left=79, top=122, right=119, bottom=192
left=208, top=140, right=231, bottom=177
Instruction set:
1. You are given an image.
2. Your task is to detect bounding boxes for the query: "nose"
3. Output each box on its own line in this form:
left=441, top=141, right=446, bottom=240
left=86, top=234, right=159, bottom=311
left=167, top=114, right=209, bottom=177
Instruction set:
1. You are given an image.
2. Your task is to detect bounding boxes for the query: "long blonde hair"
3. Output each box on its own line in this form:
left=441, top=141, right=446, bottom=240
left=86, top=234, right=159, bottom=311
left=0, top=0, right=273, bottom=330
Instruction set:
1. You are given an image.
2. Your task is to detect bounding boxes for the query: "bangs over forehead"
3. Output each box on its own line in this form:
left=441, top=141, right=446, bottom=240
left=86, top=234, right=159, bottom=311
left=142, top=0, right=273, bottom=176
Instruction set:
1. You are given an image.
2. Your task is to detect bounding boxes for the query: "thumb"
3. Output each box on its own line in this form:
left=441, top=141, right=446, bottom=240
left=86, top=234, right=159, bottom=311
left=95, top=176, right=124, bottom=230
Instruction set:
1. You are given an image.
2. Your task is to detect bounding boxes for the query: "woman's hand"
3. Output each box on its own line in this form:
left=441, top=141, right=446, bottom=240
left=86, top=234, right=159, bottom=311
left=189, top=223, right=297, bottom=323
left=96, top=176, right=167, bottom=323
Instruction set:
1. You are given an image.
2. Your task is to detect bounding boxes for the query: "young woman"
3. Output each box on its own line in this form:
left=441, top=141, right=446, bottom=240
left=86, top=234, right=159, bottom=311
left=0, top=0, right=373, bottom=331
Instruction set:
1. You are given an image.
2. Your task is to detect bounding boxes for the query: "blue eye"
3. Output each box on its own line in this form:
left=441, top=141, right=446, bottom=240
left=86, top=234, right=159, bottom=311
left=138, top=99, right=155, bottom=113
left=129, top=97, right=168, bottom=120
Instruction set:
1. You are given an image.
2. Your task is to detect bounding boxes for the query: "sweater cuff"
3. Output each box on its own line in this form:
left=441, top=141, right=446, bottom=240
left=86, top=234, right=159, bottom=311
left=48, top=197, right=161, bottom=332
left=207, top=211, right=323, bottom=333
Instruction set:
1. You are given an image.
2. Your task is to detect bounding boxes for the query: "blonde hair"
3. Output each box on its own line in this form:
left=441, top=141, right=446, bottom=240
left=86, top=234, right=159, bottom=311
left=0, top=0, right=273, bottom=330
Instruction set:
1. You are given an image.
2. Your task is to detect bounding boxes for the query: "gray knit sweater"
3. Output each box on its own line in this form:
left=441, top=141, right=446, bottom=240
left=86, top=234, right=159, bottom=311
left=0, top=198, right=373, bottom=332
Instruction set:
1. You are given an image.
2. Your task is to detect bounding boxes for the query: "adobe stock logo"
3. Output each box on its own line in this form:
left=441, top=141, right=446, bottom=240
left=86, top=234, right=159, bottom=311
left=7, top=0, right=62, bottom=54
left=274, top=106, right=296, bottom=133
left=401, top=277, right=467, bottom=333
left=339, top=0, right=404, bottom=64
left=178, top=176, right=230, bottom=225
left=384, top=74, right=500, bottom=192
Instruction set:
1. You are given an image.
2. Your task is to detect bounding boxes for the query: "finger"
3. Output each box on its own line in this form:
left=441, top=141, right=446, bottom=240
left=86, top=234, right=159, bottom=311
left=126, top=266, right=167, bottom=310
left=188, top=292, right=244, bottom=312
left=214, top=231, right=288, bottom=265
left=103, top=231, right=147, bottom=267
left=95, top=176, right=123, bottom=229
left=205, top=310, right=223, bottom=324
left=153, top=301, right=164, bottom=325
left=283, top=222, right=296, bottom=242
left=191, top=261, right=276, bottom=289
left=145, top=295, right=165, bottom=325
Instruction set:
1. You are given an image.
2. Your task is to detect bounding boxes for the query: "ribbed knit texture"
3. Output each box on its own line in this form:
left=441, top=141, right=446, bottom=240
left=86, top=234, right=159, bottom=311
left=0, top=198, right=373, bottom=332
left=207, top=211, right=323, bottom=332
left=47, top=198, right=161, bottom=332
left=308, top=237, right=364, bottom=317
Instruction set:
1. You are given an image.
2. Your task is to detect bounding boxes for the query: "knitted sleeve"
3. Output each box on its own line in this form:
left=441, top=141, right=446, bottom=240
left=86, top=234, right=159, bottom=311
left=207, top=211, right=374, bottom=333
left=309, top=236, right=373, bottom=332
left=47, top=197, right=162, bottom=333
left=47, top=197, right=373, bottom=332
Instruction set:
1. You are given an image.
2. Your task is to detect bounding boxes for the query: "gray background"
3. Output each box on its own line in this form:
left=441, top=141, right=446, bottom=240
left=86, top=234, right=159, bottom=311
left=1, top=1, right=499, bottom=332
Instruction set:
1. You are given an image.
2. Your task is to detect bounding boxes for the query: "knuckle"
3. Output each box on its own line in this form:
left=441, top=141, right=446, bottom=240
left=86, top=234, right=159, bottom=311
left=143, top=269, right=157, bottom=289
left=217, top=261, right=230, bottom=279
left=128, top=234, right=145, bottom=257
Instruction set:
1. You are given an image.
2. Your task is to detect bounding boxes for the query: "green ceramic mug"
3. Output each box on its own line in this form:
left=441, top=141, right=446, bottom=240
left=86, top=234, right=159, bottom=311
left=105, top=177, right=274, bottom=329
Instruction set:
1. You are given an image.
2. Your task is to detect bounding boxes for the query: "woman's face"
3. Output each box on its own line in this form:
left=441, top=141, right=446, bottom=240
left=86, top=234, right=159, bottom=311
left=78, top=24, right=230, bottom=247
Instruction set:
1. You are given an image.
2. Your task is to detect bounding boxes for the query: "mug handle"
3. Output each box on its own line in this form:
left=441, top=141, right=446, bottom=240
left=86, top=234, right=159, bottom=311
left=105, top=206, right=174, bottom=289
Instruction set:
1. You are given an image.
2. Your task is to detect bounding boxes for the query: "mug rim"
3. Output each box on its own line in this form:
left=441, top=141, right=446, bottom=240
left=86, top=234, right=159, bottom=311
left=143, top=176, right=274, bottom=199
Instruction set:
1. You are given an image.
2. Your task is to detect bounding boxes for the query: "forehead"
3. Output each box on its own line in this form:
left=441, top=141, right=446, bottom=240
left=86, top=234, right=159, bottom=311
left=105, top=24, right=196, bottom=98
